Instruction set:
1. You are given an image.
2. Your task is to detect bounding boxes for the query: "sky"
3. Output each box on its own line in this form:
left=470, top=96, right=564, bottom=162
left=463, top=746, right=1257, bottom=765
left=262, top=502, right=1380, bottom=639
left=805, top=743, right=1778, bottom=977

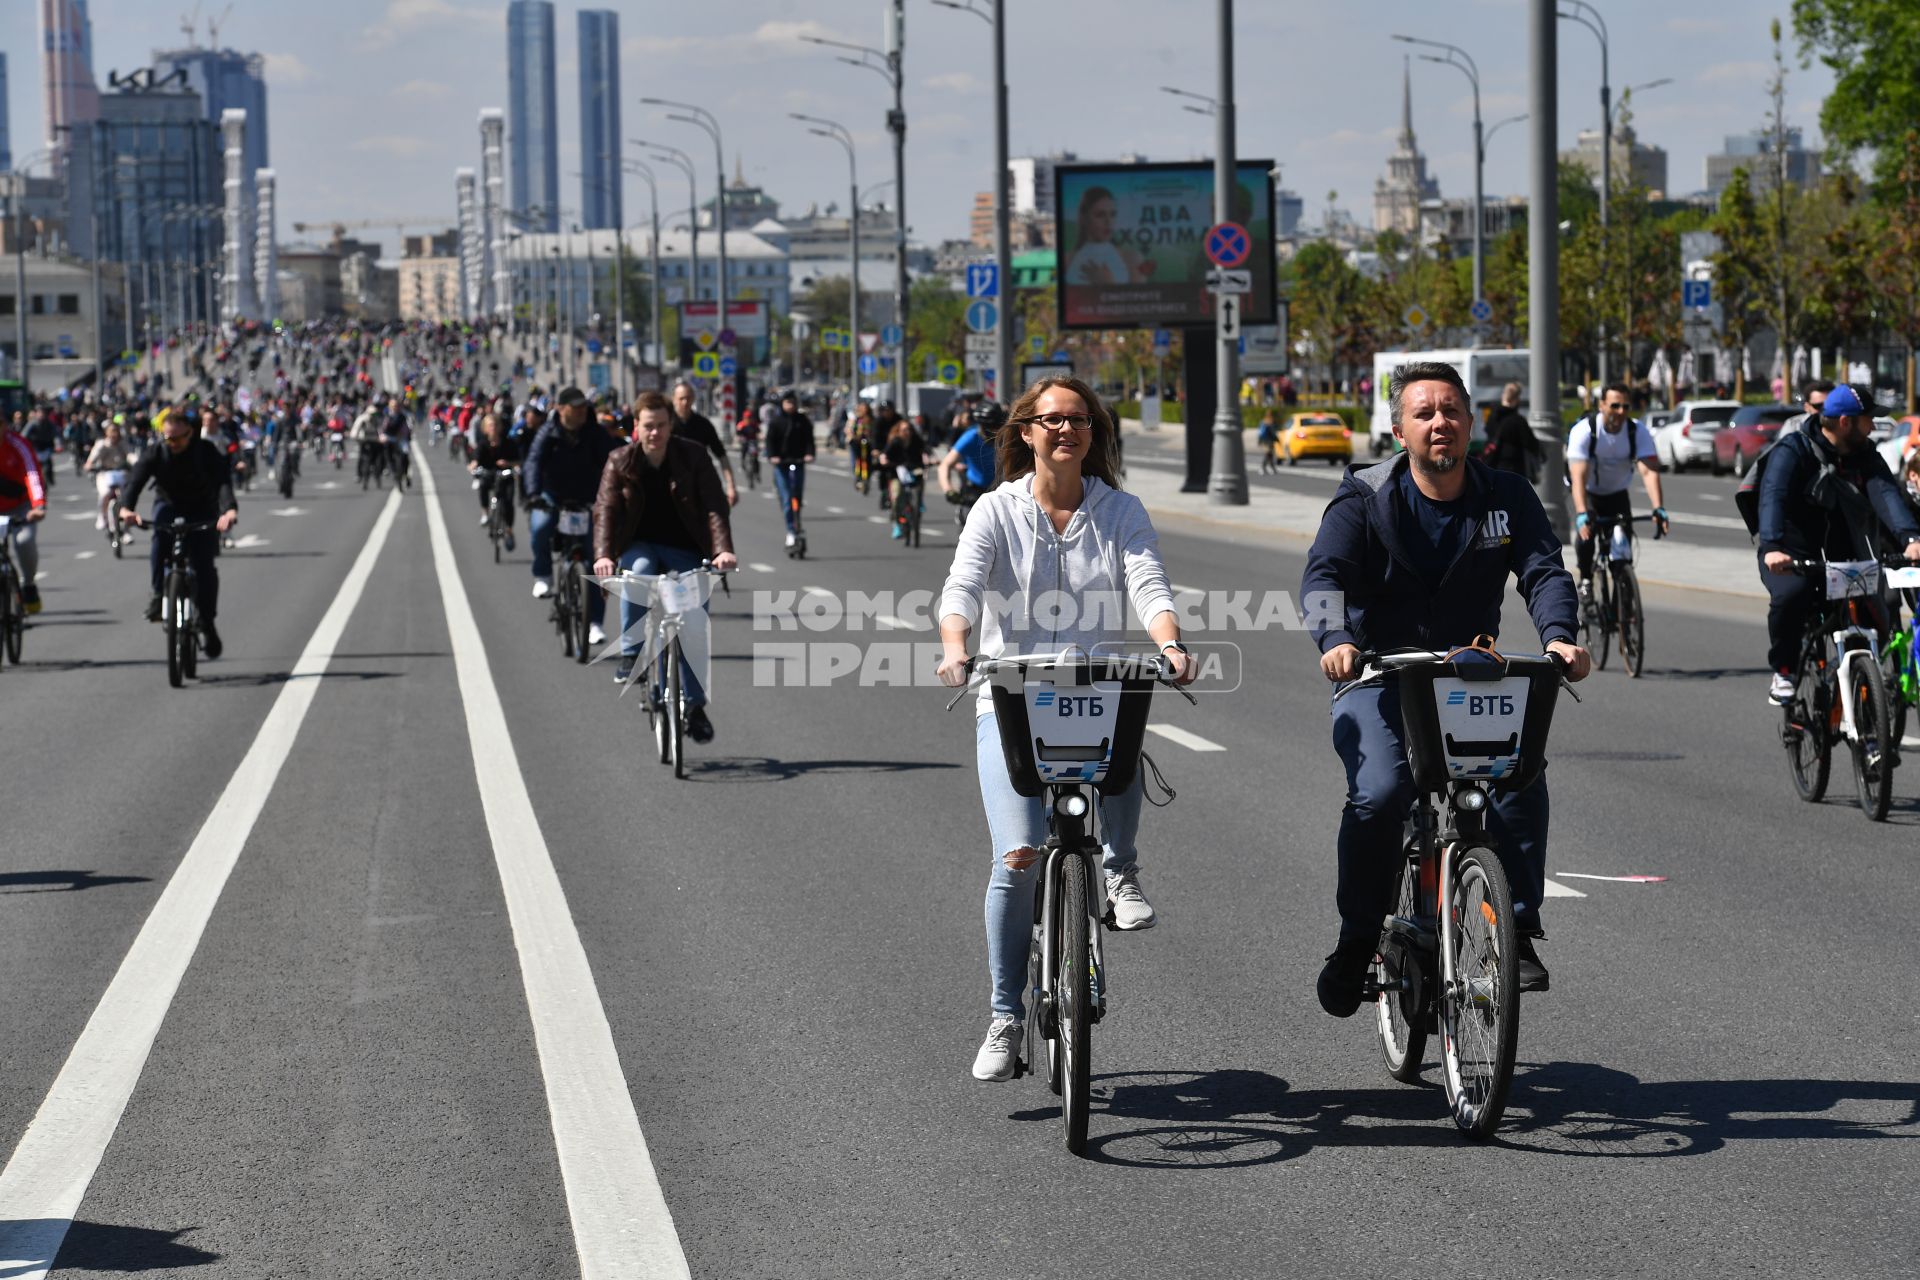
left=2, top=0, right=1837, bottom=259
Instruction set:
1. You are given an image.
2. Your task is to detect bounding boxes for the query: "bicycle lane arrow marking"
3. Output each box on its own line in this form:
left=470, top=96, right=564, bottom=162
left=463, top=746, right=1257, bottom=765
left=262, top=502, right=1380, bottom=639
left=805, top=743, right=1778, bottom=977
left=0, top=486, right=404, bottom=1280
left=417, top=456, right=691, bottom=1280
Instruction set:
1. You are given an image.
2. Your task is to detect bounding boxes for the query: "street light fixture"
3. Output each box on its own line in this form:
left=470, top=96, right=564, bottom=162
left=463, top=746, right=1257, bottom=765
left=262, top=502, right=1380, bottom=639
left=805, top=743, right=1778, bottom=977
left=1394, top=34, right=1488, bottom=317
left=791, top=113, right=862, bottom=392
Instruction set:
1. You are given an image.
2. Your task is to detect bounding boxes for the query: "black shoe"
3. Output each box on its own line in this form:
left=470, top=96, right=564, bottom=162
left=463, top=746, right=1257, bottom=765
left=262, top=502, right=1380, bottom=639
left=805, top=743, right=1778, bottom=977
left=1316, top=938, right=1377, bottom=1018
left=614, top=655, right=636, bottom=683
left=145, top=594, right=162, bottom=624
left=686, top=707, right=715, bottom=743
left=200, top=618, right=222, bottom=660
left=1516, top=934, right=1549, bottom=993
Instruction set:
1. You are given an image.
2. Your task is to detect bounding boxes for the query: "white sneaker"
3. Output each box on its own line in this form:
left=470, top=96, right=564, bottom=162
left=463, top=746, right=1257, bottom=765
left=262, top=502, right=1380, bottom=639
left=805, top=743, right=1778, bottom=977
left=587, top=623, right=606, bottom=645
left=1768, top=672, right=1794, bottom=706
left=784, top=532, right=796, bottom=548
left=1106, top=866, right=1157, bottom=931
left=531, top=579, right=553, bottom=599
left=970, top=1015, right=1022, bottom=1082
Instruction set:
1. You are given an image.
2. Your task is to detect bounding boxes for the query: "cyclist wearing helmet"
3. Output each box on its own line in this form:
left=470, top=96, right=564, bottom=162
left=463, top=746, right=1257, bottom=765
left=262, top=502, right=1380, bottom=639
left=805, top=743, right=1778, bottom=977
left=940, top=400, right=1004, bottom=519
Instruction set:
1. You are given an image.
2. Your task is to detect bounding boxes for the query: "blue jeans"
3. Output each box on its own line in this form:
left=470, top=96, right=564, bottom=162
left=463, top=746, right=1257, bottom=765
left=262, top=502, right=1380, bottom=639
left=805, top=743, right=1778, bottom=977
left=976, top=711, right=1144, bottom=1019
left=528, top=503, right=605, bottom=626
left=772, top=463, right=805, bottom=534
left=618, top=541, right=707, bottom=708
left=1330, top=679, right=1549, bottom=943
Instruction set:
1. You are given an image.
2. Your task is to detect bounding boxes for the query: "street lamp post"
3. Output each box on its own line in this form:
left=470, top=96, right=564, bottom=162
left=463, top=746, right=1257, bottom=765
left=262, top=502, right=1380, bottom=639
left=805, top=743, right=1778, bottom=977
left=933, top=0, right=1010, bottom=401
left=803, top=2, right=908, bottom=407
left=643, top=100, right=731, bottom=393
left=1395, top=35, right=1486, bottom=322
left=791, top=114, right=860, bottom=398
left=1560, top=0, right=1610, bottom=385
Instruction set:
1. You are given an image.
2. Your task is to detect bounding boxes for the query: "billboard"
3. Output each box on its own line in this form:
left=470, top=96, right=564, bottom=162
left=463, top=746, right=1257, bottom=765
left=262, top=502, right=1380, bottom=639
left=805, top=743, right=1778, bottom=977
left=1055, top=161, right=1276, bottom=331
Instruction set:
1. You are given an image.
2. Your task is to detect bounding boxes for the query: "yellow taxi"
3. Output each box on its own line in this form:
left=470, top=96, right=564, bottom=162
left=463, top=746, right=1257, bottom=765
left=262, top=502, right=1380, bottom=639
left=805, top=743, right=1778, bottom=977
left=1276, top=412, right=1354, bottom=466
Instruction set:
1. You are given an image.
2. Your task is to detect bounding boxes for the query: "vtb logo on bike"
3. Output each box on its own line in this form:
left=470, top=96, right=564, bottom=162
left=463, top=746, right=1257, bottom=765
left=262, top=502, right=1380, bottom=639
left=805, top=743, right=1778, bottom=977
left=1446, top=690, right=1516, bottom=716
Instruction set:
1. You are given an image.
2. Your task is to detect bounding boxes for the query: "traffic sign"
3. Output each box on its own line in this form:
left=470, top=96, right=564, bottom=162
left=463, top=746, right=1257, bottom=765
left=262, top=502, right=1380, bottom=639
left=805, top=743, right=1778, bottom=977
left=965, top=300, right=998, bottom=334
left=719, top=356, right=738, bottom=377
left=1152, top=329, right=1172, bottom=353
left=1403, top=304, right=1429, bottom=331
left=695, top=330, right=716, bottom=351
left=966, top=263, right=999, bottom=298
left=859, top=354, right=879, bottom=375
left=965, top=333, right=996, bottom=353
left=937, top=359, right=963, bottom=386
left=1683, top=279, right=1712, bottom=309
left=691, top=352, right=721, bottom=379
left=1205, top=268, right=1253, bottom=294
left=1218, top=293, right=1242, bottom=341
left=1469, top=297, right=1494, bottom=324
left=1205, top=221, right=1251, bottom=269
left=881, top=323, right=905, bottom=348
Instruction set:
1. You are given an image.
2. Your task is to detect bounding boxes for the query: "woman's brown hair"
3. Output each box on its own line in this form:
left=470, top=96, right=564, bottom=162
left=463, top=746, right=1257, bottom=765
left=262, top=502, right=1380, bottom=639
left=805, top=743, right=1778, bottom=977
left=997, top=374, right=1121, bottom=490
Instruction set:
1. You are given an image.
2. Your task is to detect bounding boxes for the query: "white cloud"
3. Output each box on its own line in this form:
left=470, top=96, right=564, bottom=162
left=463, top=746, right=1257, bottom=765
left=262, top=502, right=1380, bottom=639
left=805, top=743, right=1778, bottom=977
left=394, top=79, right=450, bottom=101
left=260, top=53, right=313, bottom=86
left=352, top=135, right=433, bottom=159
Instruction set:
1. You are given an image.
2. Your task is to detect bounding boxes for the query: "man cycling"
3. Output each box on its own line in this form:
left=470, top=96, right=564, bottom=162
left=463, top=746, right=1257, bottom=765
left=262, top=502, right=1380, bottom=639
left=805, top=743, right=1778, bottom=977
left=765, top=389, right=816, bottom=548
left=524, top=385, right=617, bottom=644
left=1756, top=383, right=1920, bottom=705
left=938, top=399, right=1003, bottom=525
left=1303, top=361, right=1590, bottom=1015
left=0, top=418, right=49, bottom=613
left=119, top=410, right=240, bottom=657
left=1567, top=381, right=1668, bottom=596
left=591, top=390, right=737, bottom=739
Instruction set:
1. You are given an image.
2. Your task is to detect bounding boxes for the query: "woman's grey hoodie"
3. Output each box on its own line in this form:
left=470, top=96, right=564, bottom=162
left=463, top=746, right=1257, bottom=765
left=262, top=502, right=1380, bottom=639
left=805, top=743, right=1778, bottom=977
left=938, top=473, right=1176, bottom=712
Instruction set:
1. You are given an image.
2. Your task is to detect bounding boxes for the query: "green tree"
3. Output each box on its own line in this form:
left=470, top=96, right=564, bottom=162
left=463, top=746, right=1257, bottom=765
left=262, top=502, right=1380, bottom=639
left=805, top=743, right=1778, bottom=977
left=1794, top=0, right=1920, bottom=191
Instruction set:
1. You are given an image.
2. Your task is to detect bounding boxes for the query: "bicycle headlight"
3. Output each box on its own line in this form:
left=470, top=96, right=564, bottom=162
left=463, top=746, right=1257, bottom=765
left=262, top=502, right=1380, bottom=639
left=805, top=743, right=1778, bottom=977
left=1054, top=791, right=1090, bottom=818
left=1456, top=786, right=1489, bottom=813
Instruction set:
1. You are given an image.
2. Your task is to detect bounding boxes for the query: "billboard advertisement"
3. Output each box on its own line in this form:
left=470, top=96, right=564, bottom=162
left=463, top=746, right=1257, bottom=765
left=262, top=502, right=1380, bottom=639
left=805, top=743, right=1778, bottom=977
left=1055, top=161, right=1276, bottom=331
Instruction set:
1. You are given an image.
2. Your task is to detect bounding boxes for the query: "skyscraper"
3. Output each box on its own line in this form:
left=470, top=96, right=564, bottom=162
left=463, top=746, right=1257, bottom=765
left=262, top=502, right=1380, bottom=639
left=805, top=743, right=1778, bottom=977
left=40, top=0, right=101, bottom=159
left=578, top=10, right=621, bottom=230
left=151, top=45, right=270, bottom=209
left=507, top=0, right=559, bottom=233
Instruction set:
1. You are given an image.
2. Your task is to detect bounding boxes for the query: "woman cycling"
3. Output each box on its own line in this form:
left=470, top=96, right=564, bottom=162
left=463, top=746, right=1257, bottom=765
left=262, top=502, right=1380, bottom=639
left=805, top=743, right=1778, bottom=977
left=936, top=375, right=1196, bottom=1082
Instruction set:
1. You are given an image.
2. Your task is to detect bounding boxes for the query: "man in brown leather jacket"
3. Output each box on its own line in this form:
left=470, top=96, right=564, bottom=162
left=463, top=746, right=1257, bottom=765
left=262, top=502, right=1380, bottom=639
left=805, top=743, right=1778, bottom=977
left=592, top=390, right=739, bottom=740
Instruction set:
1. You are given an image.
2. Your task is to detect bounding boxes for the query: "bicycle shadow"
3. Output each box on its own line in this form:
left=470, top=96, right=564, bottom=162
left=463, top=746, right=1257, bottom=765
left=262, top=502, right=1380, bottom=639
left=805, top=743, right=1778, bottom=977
left=0, top=870, right=151, bottom=894
left=1012, top=1063, right=1920, bottom=1167
left=688, top=756, right=961, bottom=784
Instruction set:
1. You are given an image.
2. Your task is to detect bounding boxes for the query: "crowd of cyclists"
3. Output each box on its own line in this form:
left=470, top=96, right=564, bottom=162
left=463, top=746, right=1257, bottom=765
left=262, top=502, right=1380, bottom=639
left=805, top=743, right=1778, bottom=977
left=13, top=317, right=1920, bottom=1090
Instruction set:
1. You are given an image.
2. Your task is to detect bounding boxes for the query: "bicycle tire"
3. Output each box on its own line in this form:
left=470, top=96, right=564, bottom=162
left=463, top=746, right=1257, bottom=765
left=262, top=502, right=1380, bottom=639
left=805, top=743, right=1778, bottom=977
left=1849, top=651, right=1894, bottom=822
left=1057, top=852, right=1093, bottom=1155
left=1591, top=566, right=1613, bottom=671
left=1439, top=848, right=1518, bottom=1140
left=165, top=570, right=186, bottom=688
left=668, top=637, right=686, bottom=780
left=1375, top=856, right=1430, bottom=1083
left=1786, top=659, right=1831, bottom=803
left=570, top=561, right=591, bottom=664
left=1617, top=567, right=1645, bottom=678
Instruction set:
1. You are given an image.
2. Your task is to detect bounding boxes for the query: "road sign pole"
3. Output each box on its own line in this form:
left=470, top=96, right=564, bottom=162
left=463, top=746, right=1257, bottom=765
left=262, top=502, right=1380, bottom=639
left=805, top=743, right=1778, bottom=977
left=1209, top=0, right=1248, bottom=505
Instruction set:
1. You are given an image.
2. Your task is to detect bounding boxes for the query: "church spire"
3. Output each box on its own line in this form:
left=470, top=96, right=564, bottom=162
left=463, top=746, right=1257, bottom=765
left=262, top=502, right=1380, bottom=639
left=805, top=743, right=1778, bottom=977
left=1400, top=56, right=1415, bottom=149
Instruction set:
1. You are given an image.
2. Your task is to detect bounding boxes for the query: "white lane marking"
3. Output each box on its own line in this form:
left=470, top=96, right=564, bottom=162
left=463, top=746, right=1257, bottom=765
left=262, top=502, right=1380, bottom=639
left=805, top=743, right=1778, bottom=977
left=418, top=459, right=690, bottom=1279
left=0, top=487, right=403, bottom=1280
left=73, top=551, right=95, bottom=560
left=748, top=561, right=776, bottom=574
left=1145, top=723, right=1226, bottom=752
left=1543, top=879, right=1587, bottom=899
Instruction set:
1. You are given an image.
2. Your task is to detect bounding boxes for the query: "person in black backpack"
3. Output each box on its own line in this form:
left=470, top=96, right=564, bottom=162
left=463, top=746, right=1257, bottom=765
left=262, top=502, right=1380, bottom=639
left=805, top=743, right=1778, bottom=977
left=1756, top=383, right=1920, bottom=705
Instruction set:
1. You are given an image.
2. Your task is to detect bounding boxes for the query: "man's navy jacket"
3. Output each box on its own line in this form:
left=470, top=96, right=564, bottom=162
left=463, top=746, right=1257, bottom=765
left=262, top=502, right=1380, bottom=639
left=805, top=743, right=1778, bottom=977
left=1302, top=452, right=1578, bottom=655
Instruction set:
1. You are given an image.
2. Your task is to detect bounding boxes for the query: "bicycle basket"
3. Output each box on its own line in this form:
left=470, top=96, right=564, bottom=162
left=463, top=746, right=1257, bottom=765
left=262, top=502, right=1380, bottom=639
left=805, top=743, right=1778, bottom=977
left=1825, top=559, right=1880, bottom=599
left=1396, top=653, right=1561, bottom=793
left=987, top=658, right=1157, bottom=797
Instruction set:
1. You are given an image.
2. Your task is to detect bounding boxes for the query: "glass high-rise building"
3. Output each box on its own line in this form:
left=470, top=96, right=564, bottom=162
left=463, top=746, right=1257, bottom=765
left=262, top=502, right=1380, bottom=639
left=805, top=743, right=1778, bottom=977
left=508, top=0, right=559, bottom=233
left=578, top=10, right=621, bottom=230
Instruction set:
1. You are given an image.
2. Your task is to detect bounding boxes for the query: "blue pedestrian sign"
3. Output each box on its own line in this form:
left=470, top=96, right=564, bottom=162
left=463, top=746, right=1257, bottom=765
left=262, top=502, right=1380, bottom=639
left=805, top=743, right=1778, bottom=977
left=881, top=324, right=905, bottom=348
left=966, top=263, right=1000, bottom=298
left=965, top=300, right=998, bottom=334
left=859, top=354, right=879, bottom=376
left=719, top=356, right=738, bottom=377
left=1152, top=329, right=1172, bottom=353
left=1683, top=279, right=1712, bottom=309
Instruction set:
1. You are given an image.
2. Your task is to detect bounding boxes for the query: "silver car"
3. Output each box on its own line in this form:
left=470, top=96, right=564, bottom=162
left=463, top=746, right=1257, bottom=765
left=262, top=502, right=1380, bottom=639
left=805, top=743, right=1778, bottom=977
left=1653, top=399, right=1742, bottom=472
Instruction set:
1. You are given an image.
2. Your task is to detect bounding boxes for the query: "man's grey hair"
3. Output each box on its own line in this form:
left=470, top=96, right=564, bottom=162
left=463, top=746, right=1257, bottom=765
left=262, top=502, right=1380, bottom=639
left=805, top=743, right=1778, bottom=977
left=1388, top=361, right=1470, bottom=427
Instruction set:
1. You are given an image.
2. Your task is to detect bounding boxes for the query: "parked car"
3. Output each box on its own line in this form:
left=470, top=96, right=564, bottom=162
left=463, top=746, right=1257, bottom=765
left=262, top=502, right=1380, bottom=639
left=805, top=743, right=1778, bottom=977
left=1277, top=412, right=1353, bottom=466
left=1712, top=403, right=1796, bottom=476
left=1652, top=399, right=1742, bottom=472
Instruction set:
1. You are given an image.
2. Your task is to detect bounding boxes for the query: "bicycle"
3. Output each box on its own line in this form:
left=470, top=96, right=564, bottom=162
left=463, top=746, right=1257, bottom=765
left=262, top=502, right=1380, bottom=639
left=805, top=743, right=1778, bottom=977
left=546, top=500, right=593, bottom=664
left=891, top=464, right=924, bottom=548
left=1576, top=513, right=1656, bottom=677
left=1780, top=557, right=1905, bottom=822
left=1341, top=643, right=1573, bottom=1140
left=622, top=562, right=724, bottom=781
left=0, top=517, right=27, bottom=668
left=945, top=652, right=1191, bottom=1155
left=133, top=515, right=220, bottom=689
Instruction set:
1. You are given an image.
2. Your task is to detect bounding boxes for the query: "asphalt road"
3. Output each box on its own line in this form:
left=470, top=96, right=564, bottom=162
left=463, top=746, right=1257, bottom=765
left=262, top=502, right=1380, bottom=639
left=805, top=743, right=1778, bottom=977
left=4, top=432, right=1918, bottom=1279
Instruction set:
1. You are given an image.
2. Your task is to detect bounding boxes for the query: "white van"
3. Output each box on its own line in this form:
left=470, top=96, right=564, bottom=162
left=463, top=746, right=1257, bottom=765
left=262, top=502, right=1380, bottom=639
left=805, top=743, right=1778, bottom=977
left=1369, top=349, right=1533, bottom=456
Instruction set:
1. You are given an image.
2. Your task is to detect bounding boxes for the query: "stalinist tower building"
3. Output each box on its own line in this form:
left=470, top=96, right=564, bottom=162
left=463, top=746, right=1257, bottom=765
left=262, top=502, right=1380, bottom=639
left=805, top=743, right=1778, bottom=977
left=1373, top=59, right=1440, bottom=235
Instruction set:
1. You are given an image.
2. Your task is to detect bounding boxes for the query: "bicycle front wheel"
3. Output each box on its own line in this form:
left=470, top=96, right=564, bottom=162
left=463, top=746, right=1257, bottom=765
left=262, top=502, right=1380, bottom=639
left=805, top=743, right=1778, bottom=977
left=1439, top=848, right=1518, bottom=1140
left=1056, top=852, right=1093, bottom=1155
left=1849, top=651, right=1894, bottom=822
left=1375, top=856, right=1430, bottom=1084
left=1616, top=567, right=1645, bottom=677
left=1786, top=661, right=1832, bottom=803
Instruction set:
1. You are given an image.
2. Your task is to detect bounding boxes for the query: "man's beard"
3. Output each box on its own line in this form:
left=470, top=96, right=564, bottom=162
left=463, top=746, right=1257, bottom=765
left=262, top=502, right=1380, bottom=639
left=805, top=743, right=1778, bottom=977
left=1412, top=450, right=1461, bottom=475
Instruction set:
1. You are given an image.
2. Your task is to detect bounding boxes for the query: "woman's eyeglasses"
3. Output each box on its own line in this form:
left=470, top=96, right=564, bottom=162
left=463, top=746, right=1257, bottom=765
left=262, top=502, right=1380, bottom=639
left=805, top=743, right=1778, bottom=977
left=1019, top=413, right=1094, bottom=434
